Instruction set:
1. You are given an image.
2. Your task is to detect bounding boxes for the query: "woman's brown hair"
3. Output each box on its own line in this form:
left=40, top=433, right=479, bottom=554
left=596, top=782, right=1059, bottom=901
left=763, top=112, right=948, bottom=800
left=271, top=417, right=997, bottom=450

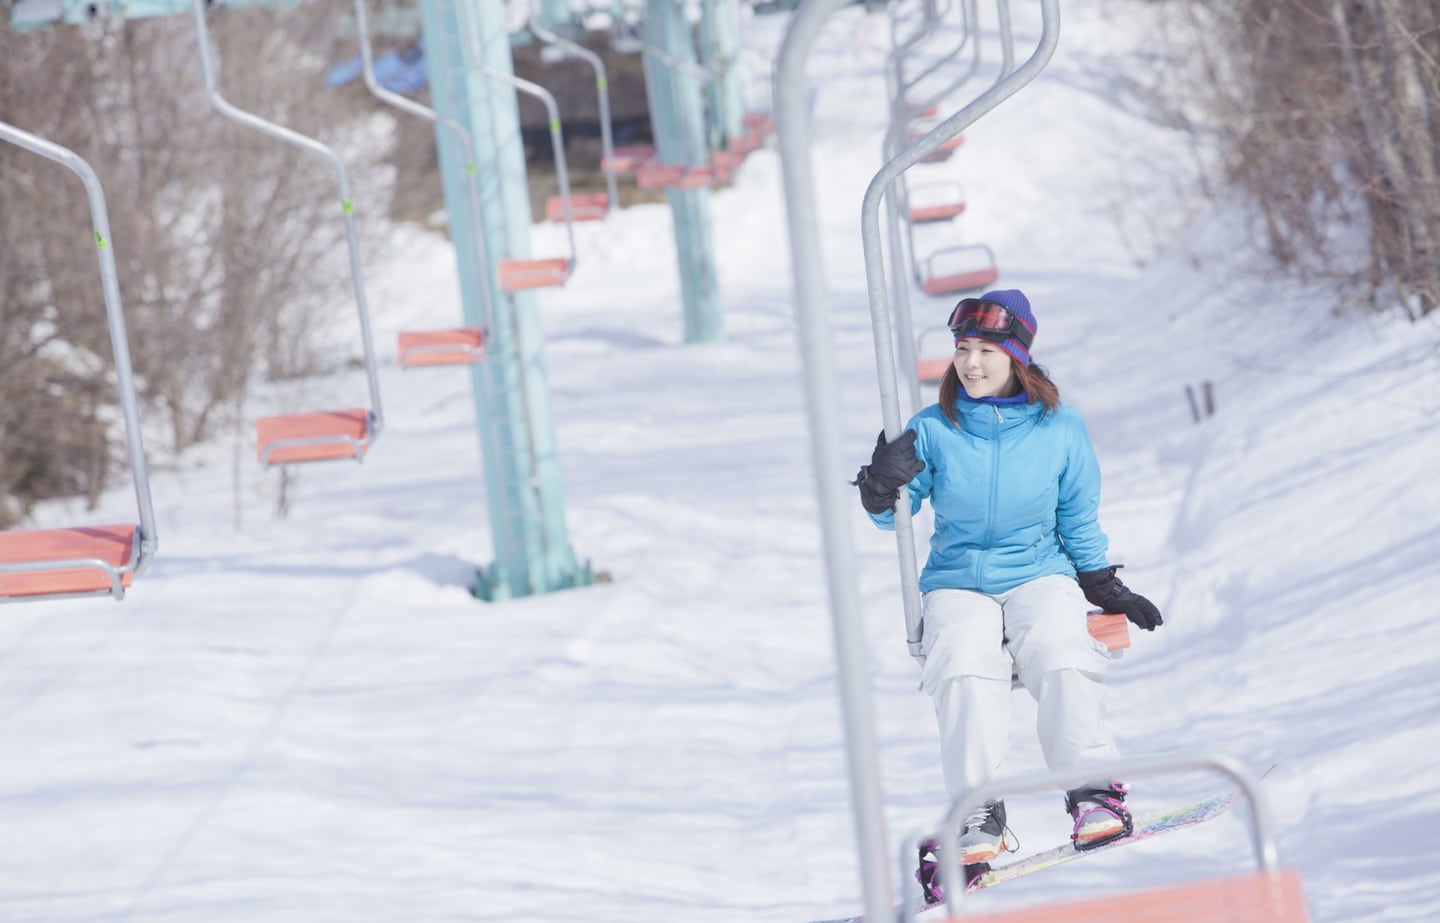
left=937, top=358, right=1060, bottom=425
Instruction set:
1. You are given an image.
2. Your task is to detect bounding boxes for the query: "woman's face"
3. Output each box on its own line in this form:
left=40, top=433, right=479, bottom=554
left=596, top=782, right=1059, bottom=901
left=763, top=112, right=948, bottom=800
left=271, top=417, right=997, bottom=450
left=953, top=337, right=1016, bottom=399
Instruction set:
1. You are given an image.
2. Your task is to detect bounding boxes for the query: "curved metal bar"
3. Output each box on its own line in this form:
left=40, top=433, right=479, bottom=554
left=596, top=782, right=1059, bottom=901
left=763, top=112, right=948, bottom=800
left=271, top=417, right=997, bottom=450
left=0, top=120, right=159, bottom=580
left=905, top=0, right=982, bottom=117
left=189, top=0, right=385, bottom=439
left=774, top=1, right=897, bottom=919
left=896, top=0, right=971, bottom=94
left=528, top=7, right=621, bottom=211
left=934, top=753, right=1281, bottom=917
left=479, top=66, right=578, bottom=272
left=890, top=0, right=945, bottom=58
left=862, top=0, right=1060, bottom=686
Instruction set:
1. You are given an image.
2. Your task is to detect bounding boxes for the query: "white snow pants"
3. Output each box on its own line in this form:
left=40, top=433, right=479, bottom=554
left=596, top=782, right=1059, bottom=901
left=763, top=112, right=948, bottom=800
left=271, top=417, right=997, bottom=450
left=920, top=574, right=1120, bottom=802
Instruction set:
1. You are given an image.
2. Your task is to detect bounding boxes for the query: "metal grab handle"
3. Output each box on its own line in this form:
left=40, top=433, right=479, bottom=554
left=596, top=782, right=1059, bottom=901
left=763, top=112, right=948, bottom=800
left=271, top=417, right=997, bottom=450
left=930, top=752, right=1281, bottom=918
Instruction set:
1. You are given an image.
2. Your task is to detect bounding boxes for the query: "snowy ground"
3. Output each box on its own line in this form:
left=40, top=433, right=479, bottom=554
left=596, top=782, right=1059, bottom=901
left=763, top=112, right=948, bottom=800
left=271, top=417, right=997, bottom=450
left=3, top=2, right=1440, bottom=922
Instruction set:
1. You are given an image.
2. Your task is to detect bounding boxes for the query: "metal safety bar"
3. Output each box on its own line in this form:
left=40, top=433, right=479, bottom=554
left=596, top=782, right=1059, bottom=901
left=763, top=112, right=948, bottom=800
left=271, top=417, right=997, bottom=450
left=529, top=5, right=621, bottom=213
left=189, top=0, right=384, bottom=443
left=864, top=0, right=1059, bottom=661
left=923, top=753, right=1281, bottom=919
left=0, top=120, right=159, bottom=593
left=774, top=2, right=899, bottom=920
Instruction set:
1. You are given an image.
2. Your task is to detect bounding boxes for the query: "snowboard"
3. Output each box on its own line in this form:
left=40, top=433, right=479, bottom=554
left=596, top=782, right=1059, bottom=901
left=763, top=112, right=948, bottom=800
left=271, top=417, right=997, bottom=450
left=807, top=788, right=1244, bottom=923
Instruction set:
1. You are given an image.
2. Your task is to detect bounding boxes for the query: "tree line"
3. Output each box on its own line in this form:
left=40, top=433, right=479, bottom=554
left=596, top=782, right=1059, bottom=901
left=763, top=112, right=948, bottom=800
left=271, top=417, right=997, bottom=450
left=1165, top=0, right=1439, bottom=319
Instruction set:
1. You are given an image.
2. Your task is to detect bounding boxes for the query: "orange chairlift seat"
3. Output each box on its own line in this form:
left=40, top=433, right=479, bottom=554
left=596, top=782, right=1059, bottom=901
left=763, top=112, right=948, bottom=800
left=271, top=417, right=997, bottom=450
left=0, top=120, right=159, bottom=602
left=534, top=10, right=622, bottom=226
left=917, top=242, right=1000, bottom=296
left=190, top=0, right=386, bottom=468
left=914, top=324, right=955, bottom=384
left=914, top=754, right=1313, bottom=923
left=397, top=327, right=486, bottom=368
left=906, top=180, right=967, bottom=223
left=939, top=869, right=1310, bottom=923
left=636, top=157, right=716, bottom=190
left=603, top=143, right=657, bottom=174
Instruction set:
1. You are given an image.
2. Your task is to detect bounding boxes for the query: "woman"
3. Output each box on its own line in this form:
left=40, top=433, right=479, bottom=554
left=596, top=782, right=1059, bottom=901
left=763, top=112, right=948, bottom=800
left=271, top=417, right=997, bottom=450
left=853, top=289, right=1163, bottom=876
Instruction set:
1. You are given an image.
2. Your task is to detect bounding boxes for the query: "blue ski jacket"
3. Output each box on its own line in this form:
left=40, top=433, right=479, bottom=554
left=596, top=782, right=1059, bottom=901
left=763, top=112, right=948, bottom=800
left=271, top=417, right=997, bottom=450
left=867, top=392, right=1111, bottom=594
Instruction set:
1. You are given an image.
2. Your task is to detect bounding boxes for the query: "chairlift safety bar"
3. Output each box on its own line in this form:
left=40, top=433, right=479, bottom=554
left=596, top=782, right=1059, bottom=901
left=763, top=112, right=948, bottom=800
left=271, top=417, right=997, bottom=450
left=926, top=752, right=1280, bottom=918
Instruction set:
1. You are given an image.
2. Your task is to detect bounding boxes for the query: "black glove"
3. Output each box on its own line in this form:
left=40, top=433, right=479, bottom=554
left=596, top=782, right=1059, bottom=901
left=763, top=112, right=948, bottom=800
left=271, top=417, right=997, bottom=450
left=854, top=429, right=925, bottom=515
left=1077, top=565, right=1164, bottom=631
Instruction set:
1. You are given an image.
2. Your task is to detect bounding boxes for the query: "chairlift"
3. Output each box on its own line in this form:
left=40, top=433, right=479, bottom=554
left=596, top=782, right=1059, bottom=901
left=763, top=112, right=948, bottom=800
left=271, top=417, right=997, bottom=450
left=635, top=37, right=725, bottom=191
left=190, top=0, right=384, bottom=468
left=916, top=242, right=999, bottom=296
left=913, top=324, right=954, bottom=384
left=635, top=158, right=714, bottom=190
left=602, top=142, right=656, bottom=174
left=0, top=121, right=158, bottom=602
left=397, top=327, right=486, bottom=368
left=530, top=6, right=621, bottom=224
left=348, top=0, right=497, bottom=372
left=905, top=180, right=967, bottom=223
left=476, top=67, right=578, bottom=292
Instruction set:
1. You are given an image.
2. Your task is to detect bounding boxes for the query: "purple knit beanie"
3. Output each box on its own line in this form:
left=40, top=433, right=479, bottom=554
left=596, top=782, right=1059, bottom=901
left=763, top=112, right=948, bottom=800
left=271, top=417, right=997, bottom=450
left=976, top=288, right=1037, bottom=367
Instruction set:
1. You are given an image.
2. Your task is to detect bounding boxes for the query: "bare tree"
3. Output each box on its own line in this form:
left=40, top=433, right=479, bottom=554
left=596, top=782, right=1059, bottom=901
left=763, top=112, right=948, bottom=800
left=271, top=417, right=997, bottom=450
left=1162, top=0, right=1440, bottom=318
left=0, top=8, right=387, bottom=526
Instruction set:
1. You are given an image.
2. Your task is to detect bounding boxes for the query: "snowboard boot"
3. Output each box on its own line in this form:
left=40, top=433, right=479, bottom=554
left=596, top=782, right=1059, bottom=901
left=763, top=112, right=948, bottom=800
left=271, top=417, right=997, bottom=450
left=956, top=799, right=1012, bottom=864
left=1066, top=780, right=1133, bottom=850
left=915, top=839, right=991, bottom=904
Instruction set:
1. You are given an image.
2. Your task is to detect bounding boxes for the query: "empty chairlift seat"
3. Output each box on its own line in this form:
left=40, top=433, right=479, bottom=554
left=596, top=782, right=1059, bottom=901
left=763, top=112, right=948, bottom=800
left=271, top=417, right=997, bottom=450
left=0, top=525, right=142, bottom=601
left=546, top=192, right=610, bottom=223
left=602, top=143, right=656, bottom=174
left=636, top=159, right=714, bottom=190
left=396, top=327, right=485, bottom=368
left=907, top=181, right=967, bottom=223
left=918, top=243, right=1000, bottom=296
left=256, top=408, right=373, bottom=467
left=497, top=257, right=572, bottom=292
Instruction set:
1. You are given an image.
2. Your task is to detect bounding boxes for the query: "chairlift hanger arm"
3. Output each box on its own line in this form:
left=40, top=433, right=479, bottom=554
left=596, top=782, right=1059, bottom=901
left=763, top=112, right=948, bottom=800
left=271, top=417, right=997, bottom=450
left=528, top=4, right=621, bottom=211
left=349, top=0, right=498, bottom=340
left=0, top=120, right=158, bottom=585
left=189, top=0, right=384, bottom=439
left=478, top=66, right=578, bottom=271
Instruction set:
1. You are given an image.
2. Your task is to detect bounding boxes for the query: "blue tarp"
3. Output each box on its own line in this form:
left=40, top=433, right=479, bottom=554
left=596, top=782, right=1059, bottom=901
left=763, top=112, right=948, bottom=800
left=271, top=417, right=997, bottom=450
left=325, top=43, right=428, bottom=94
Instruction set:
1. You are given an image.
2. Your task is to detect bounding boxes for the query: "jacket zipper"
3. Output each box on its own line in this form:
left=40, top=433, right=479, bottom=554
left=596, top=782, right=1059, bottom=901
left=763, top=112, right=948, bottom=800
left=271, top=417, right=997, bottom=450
left=976, top=406, right=1004, bottom=589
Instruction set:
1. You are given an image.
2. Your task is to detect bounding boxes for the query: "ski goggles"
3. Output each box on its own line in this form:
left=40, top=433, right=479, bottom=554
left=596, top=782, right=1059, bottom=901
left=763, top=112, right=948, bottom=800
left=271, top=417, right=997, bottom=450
left=947, top=298, right=1034, bottom=348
